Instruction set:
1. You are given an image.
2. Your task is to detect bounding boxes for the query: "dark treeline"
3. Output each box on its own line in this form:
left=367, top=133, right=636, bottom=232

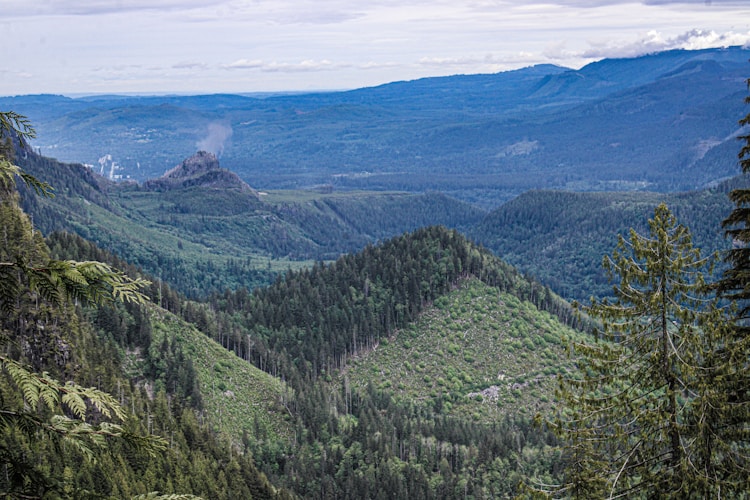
left=472, top=188, right=733, bottom=301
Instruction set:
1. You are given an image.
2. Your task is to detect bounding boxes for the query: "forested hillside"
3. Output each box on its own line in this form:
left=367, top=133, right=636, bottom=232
left=472, top=187, right=735, bottom=301
left=44, top=208, right=591, bottom=497
left=159, top=225, right=587, bottom=497
left=13, top=206, right=588, bottom=497
left=20, top=139, right=744, bottom=305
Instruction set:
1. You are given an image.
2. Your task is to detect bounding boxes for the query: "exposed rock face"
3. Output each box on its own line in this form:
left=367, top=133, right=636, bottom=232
left=143, top=151, right=257, bottom=196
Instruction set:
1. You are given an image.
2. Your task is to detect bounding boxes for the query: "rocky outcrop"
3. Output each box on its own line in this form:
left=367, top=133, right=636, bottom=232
left=143, top=151, right=257, bottom=196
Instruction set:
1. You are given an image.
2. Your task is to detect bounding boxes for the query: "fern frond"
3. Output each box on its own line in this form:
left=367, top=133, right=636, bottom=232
left=61, top=390, right=87, bottom=421
left=0, top=264, right=19, bottom=317
left=64, top=383, right=127, bottom=421
left=16, top=259, right=150, bottom=308
left=37, top=373, right=61, bottom=412
left=0, top=409, right=45, bottom=439
left=0, top=141, right=51, bottom=198
left=49, top=415, right=127, bottom=463
left=2, top=357, right=47, bottom=409
left=0, top=111, right=36, bottom=140
left=25, top=262, right=64, bottom=306
left=0, top=157, right=21, bottom=192
left=74, top=261, right=151, bottom=304
left=120, top=429, right=168, bottom=457
left=18, top=171, right=54, bottom=197
left=1, top=355, right=131, bottom=423
left=132, top=492, right=204, bottom=499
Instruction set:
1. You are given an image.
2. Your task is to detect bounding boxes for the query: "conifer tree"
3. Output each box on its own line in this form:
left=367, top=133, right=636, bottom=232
left=719, top=75, right=750, bottom=324
left=551, top=204, right=714, bottom=498
left=708, top=74, right=750, bottom=495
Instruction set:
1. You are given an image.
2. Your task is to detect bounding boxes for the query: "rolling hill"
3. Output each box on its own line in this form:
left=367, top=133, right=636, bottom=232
left=471, top=187, right=736, bottom=301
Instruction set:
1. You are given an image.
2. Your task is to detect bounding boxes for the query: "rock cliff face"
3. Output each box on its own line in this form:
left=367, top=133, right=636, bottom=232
left=144, top=151, right=257, bottom=196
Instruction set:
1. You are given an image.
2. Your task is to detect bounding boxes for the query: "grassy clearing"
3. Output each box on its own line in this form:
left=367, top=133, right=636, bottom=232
left=344, top=278, right=585, bottom=421
left=147, top=306, right=295, bottom=444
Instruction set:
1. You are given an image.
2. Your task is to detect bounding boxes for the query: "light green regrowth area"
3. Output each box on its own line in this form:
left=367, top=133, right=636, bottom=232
left=345, top=278, right=582, bottom=420
left=147, top=308, right=294, bottom=443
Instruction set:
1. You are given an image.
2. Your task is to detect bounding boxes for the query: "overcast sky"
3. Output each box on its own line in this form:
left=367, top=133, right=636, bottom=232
left=1, top=0, right=749, bottom=96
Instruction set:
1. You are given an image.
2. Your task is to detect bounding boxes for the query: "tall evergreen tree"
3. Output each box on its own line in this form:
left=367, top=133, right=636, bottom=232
left=551, top=204, right=714, bottom=498
left=719, top=74, right=750, bottom=324
left=708, top=74, right=750, bottom=495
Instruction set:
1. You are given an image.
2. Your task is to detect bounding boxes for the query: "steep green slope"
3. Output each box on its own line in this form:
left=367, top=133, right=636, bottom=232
left=146, top=306, right=294, bottom=443
left=345, top=278, right=583, bottom=421
left=226, top=226, right=580, bottom=382
left=45, top=230, right=295, bottom=445
left=472, top=188, right=733, bottom=301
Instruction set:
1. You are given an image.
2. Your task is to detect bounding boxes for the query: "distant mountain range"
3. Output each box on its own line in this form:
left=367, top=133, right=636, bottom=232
left=3, top=46, right=748, bottom=208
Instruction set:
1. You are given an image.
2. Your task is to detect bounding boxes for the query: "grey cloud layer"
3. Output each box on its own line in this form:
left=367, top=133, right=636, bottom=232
left=4, top=0, right=744, bottom=18
left=2, top=0, right=748, bottom=94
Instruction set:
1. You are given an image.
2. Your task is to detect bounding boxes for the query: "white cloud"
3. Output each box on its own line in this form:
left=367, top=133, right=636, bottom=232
left=579, top=29, right=750, bottom=59
left=172, top=61, right=210, bottom=70
left=526, top=0, right=749, bottom=6
left=223, top=59, right=349, bottom=73
left=0, top=0, right=227, bottom=17
left=359, top=61, right=401, bottom=70
left=223, top=59, right=265, bottom=70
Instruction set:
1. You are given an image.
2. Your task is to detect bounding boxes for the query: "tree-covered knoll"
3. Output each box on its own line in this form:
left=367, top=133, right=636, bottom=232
left=47, top=221, right=582, bottom=498
left=220, top=226, right=580, bottom=382
left=36, top=221, right=583, bottom=498
left=155, top=225, right=583, bottom=498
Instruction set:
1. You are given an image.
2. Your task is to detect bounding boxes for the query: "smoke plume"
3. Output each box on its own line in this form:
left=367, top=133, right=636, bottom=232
left=196, top=122, right=233, bottom=157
